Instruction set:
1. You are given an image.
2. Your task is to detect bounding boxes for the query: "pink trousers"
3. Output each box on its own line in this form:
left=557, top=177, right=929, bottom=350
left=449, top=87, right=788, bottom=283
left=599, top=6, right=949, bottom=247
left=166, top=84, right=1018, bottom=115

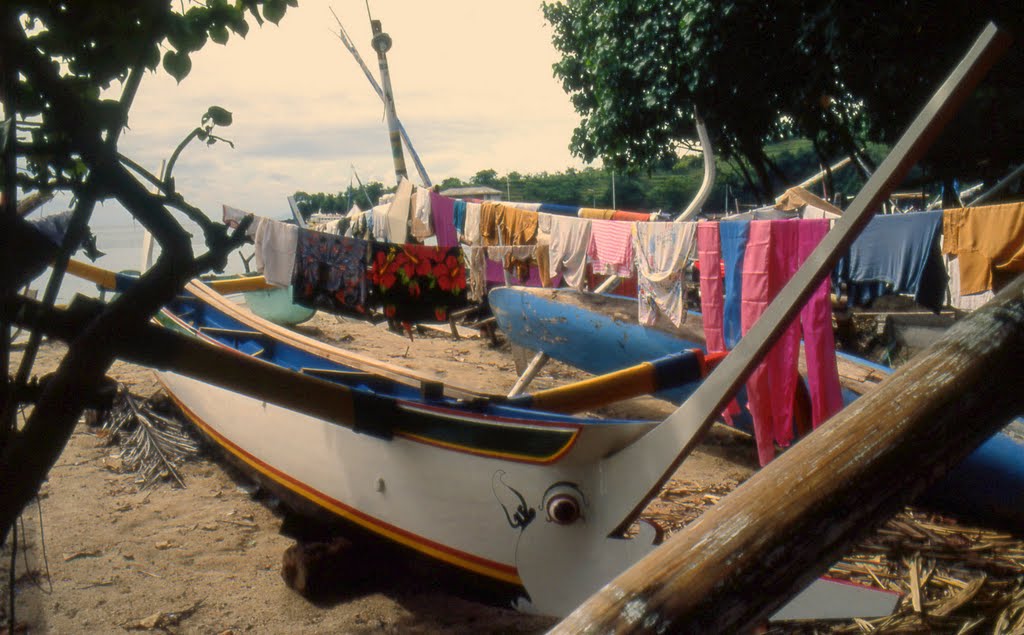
left=742, top=219, right=842, bottom=466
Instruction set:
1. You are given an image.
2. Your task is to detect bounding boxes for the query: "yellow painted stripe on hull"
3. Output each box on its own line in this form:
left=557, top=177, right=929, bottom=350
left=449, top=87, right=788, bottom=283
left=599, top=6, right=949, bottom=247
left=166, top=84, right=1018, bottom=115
left=527, top=362, right=658, bottom=413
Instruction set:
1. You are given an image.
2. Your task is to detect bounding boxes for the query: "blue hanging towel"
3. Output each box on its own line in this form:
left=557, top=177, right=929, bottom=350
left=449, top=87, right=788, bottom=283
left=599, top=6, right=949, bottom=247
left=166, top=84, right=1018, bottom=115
left=719, top=220, right=750, bottom=349
left=452, top=199, right=467, bottom=236
left=538, top=203, right=581, bottom=217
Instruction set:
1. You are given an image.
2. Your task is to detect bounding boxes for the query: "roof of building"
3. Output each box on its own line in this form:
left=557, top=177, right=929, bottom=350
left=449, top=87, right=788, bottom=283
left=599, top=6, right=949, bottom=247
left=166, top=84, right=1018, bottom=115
left=439, top=186, right=503, bottom=197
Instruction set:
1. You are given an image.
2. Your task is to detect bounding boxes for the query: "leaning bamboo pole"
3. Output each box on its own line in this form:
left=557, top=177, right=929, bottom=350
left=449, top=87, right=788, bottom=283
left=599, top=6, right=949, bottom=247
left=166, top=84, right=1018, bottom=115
left=553, top=271, right=1024, bottom=633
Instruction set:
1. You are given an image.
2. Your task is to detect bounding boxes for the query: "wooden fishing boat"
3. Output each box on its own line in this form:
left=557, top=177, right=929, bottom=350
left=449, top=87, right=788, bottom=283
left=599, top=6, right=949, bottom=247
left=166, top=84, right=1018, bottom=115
left=143, top=280, right=900, bottom=619
left=239, top=285, right=315, bottom=326
left=153, top=281, right=657, bottom=600
left=489, top=285, right=1024, bottom=532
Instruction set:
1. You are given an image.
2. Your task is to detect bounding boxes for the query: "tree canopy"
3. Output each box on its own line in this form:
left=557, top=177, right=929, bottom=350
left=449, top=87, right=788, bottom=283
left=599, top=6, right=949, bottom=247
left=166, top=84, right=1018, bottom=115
left=297, top=139, right=883, bottom=218
left=542, top=0, right=1024, bottom=201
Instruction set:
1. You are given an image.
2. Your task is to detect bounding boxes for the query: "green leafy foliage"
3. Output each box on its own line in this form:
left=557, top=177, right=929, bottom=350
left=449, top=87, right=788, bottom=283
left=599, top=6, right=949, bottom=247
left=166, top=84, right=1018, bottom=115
left=293, top=180, right=391, bottom=218
left=543, top=0, right=1024, bottom=200
left=203, top=106, right=234, bottom=128
left=162, top=50, right=193, bottom=83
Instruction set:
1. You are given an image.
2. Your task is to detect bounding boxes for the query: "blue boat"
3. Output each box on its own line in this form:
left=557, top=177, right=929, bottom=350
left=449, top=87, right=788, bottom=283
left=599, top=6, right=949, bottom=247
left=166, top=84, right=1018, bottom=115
left=489, top=285, right=1024, bottom=532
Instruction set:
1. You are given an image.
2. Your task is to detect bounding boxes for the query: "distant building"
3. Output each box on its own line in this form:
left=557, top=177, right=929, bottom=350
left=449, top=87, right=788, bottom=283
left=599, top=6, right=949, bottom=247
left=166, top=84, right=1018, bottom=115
left=439, top=186, right=503, bottom=201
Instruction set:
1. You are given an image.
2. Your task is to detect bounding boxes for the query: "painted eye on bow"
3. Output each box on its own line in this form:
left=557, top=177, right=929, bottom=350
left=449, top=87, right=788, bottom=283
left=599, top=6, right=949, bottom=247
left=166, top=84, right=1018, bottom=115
left=542, top=483, right=584, bottom=525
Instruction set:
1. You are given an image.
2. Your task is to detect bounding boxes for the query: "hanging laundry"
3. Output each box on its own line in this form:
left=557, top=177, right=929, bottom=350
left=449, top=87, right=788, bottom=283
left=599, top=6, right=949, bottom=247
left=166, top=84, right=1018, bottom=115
left=253, top=218, right=299, bottom=288
left=291, top=229, right=370, bottom=315
left=579, top=207, right=616, bottom=220
left=452, top=199, right=467, bottom=238
left=386, top=177, right=413, bottom=243
left=484, top=245, right=552, bottom=287
left=479, top=202, right=500, bottom=245
left=612, top=210, right=653, bottom=222
left=480, top=202, right=538, bottom=246
left=835, top=210, right=946, bottom=310
left=587, top=219, right=634, bottom=277
left=411, top=185, right=434, bottom=241
left=632, top=221, right=696, bottom=327
left=310, top=217, right=347, bottom=236
left=548, top=215, right=592, bottom=290
left=719, top=220, right=750, bottom=349
left=346, top=205, right=370, bottom=240
left=463, top=246, right=487, bottom=302
left=537, top=210, right=553, bottom=237
left=722, top=208, right=798, bottom=222
left=945, top=254, right=995, bottom=310
left=431, top=191, right=458, bottom=248
left=371, top=203, right=390, bottom=242
left=942, top=202, right=1024, bottom=295
left=222, top=205, right=259, bottom=237
left=696, top=221, right=742, bottom=426
left=463, top=202, right=482, bottom=245
left=741, top=219, right=842, bottom=466
left=501, top=203, right=539, bottom=244
left=369, top=243, right=468, bottom=322
left=484, top=259, right=559, bottom=289
left=742, top=220, right=801, bottom=466
left=796, top=219, right=844, bottom=428
left=508, top=202, right=541, bottom=212
left=697, top=222, right=726, bottom=353
left=538, top=203, right=581, bottom=217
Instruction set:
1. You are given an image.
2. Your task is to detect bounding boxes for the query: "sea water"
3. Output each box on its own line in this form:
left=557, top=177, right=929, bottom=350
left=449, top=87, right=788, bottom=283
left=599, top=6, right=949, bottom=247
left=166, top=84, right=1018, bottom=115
left=30, top=217, right=251, bottom=305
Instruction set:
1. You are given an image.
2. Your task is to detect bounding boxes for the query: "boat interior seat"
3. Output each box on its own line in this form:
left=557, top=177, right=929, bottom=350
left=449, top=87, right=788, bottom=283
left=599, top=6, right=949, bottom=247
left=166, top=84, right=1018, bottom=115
left=236, top=340, right=265, bottom=357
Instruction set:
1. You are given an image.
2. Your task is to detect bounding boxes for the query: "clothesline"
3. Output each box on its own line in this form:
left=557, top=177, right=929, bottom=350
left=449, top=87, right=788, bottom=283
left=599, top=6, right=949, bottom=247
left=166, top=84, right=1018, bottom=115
left=225, top=195, right=1024, bottom=329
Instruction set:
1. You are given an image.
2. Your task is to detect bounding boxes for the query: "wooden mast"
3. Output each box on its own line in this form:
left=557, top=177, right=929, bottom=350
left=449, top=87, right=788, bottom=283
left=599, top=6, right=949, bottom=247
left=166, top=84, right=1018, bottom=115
left=367, top=8, right=408, bottom=185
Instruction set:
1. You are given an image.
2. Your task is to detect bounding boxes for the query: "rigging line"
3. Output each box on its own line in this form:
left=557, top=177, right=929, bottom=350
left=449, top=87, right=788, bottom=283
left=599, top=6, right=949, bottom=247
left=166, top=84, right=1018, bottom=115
left=19, top=407, right=51, bottom=595
left=30, top=499, right=51, bottom=595
left=7, top=521, right=15, bottom=634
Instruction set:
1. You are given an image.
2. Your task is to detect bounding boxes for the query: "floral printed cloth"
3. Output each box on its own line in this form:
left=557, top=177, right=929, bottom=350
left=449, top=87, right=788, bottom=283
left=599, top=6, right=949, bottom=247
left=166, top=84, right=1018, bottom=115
left=369, top=243, right=468, bottom=322
left=291, top=229, right=369, bottom=315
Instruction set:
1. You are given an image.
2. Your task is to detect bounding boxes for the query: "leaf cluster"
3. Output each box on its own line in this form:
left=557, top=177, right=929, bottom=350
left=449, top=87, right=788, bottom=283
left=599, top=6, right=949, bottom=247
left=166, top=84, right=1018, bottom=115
left=543, top=0, right=1024, bottom=200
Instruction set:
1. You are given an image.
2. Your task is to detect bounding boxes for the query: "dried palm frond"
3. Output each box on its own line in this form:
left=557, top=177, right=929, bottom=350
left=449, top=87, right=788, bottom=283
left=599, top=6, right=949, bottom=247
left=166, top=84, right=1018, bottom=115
left=641, top=478, right=1024, bottom=634
left=99, top=386, right=199, bottom=489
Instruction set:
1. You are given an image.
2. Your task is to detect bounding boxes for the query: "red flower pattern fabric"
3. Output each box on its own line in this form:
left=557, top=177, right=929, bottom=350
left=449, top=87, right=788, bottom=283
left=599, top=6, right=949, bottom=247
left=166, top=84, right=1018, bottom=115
left=369, top=243, right=468, bottom=322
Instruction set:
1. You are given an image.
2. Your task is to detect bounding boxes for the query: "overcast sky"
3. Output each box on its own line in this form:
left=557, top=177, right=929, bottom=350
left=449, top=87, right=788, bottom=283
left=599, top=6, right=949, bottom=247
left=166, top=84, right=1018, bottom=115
left=89, top=1, right=587, bottom=225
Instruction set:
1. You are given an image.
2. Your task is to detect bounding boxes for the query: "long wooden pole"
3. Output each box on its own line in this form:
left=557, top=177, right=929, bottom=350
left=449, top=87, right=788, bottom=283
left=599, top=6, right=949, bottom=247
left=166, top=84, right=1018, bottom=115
left=554, top=273, right=1024, bottom=633
left=331, top=9, right=431, bottom=187
left=369, top=19, right=408, bottom=185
